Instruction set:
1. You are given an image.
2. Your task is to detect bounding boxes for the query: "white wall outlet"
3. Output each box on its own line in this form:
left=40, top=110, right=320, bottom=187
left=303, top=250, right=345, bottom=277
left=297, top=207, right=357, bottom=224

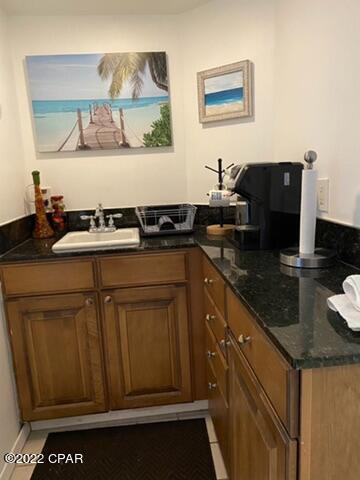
left=317, top=178, right=329, bottom=212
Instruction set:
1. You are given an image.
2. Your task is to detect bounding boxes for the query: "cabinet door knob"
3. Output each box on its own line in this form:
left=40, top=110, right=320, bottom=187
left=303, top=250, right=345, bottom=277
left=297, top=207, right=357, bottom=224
left=205, top=313, right=216, bottom=321
left=207, top=350, right=216, bottom=359
left=208, top=382, right=217, bottom=390
left=204, top=277, right=214, bottom=285
left=220, top=339, right=231, bottom=348
left=85, top=297, right=94, bottom=307
left=238, top=334, right=251, bottom=345
left=104, top=296, right=113, bottom=304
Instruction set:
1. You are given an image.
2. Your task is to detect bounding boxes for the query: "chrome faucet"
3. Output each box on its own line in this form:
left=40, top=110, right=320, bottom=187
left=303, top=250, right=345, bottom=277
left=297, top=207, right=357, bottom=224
left=80, top=214, right=97, bottom=233
left=106, top=213, right=123, bottom=232
left=81, top=203, right=123, bottom=232
left=95, top=203, right=106, bottom=231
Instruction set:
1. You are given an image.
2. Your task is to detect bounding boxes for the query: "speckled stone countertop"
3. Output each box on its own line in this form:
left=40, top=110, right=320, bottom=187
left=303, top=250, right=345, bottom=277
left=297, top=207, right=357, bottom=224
left=1, top=229, right=360, bottom=370
left=198, top=235, right=360, bottom=369
left=0, top=232, right=198, bottom=262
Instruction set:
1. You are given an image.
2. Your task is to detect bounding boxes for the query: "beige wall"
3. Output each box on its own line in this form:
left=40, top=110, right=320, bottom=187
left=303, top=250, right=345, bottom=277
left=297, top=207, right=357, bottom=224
left=182, top=0, right=276, bottom=203
left=0, top=9, right=22, bottom=474
left=7, top=0, right=360, bottom=226
left=0, top=7, right=26, bottom=225
left=274, top=0, right=360, bottom=227
left=9, top=14, right=188, bottom=210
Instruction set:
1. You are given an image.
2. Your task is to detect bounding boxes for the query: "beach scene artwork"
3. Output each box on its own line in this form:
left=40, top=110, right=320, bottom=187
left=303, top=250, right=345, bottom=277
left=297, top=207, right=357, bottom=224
left=197, top=60, right=252, bottom=123
left=25, top=52, right=172, bottom=152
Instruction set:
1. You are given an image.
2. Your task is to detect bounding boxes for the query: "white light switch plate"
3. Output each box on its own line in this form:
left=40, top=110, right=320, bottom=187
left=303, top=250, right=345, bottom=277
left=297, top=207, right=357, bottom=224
left=317, top=178, right=329, bottom=212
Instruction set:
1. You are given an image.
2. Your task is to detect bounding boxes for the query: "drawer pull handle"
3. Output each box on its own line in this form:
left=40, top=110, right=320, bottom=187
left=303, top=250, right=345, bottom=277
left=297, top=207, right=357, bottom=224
left=85, top=297, right=94, bottom=307
left=208, top=382, right=217, bottom=390
left=204, top=277, right=214, bottom=285
left=207, top=350, right=216, bottom=359
left=104, top=296, right=113, bottom=304
left=238, top=334, right=251, bottom=345
left=205, top=314, right=216, bottom=321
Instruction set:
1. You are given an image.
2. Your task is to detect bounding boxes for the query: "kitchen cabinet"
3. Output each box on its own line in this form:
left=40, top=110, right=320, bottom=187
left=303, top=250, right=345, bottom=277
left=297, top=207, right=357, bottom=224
left=203, top=252, right=299, bottom=480
left=228, top=335, right=297, bottom=480
left=2, top=243, right=360, bottom=480
left=102, top=285, right=192, bottom=409
left=7, top=293, right=106, bottom=421
left=1, top=249, right=204, bottom=422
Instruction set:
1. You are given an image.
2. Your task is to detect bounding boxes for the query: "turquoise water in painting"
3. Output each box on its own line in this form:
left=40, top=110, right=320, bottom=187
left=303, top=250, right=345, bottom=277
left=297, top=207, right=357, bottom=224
left=32, top=96, right=168, bottom=116
left=31, top=96, right=169, bottom=152
left=205, top=87, right=243, bottom=106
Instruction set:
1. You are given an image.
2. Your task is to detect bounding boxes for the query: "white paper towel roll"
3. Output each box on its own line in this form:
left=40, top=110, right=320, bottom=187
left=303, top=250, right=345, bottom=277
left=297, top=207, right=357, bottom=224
left=299, top=169, right=318, bottom=255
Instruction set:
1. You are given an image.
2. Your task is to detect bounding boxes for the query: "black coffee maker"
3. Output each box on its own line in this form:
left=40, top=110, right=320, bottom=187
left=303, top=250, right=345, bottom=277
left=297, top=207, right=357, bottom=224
left=227, top=162, right=303, bottom=250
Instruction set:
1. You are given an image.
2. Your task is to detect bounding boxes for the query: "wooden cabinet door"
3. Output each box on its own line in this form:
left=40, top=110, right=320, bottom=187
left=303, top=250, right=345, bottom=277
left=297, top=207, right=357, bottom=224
left=7, top=293, right=107, bottom=421
left=228, top=337, right=297, bottom=480
left=103, top=285, right=192, bottom=409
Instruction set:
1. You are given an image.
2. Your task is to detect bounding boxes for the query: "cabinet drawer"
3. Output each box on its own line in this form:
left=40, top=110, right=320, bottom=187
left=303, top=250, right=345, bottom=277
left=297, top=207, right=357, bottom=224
left=206, top=322, right=228, bottom=399
left=204, top=289, right=227, bottom=348
left=227, top=288, right=299, bottom=437
left=99, top=252, right=187, bottom=288
left=1, top=260, right=95, bottom=296
left=207, top=360, right=229, bottom=470
left=203, top=256, right=225, bottom=317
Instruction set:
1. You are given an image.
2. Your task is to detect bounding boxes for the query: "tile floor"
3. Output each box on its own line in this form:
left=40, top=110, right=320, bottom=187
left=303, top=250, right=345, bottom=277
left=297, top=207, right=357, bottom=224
left=10, top=414, right=228, bottom=480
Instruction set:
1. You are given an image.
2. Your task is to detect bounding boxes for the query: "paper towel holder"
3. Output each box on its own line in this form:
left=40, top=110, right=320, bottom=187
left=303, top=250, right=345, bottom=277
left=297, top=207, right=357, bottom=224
left=280, top=150, right=336, bottom=269
left=303, top=150, right=317, bottom=169
left=280, top=247, right=336, bottom=268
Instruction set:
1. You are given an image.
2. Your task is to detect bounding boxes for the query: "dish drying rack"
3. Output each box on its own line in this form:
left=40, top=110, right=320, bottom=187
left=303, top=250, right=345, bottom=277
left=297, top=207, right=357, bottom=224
left=135, top=204, right=197, bottom=236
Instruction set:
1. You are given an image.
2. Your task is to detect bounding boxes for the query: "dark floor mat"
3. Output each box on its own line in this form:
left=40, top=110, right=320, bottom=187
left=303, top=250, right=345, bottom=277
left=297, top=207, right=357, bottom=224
left=31, top=419, right=217, bottom=480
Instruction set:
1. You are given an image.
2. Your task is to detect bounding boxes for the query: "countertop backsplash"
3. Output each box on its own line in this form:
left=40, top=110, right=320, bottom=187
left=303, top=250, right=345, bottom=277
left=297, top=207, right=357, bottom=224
left=0, top=215, right=34, bottom=256
left=316, top=218, right=360, bottom=269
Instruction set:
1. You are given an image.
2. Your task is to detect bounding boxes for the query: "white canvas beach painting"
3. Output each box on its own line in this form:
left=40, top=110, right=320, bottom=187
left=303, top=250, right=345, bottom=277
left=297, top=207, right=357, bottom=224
left=25, top=52, right=172, bottom=152
left=197, top=60, right=252, bottom=123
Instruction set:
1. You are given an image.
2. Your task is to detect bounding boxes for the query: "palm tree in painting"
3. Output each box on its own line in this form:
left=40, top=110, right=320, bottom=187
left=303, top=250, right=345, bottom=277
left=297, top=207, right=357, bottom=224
left=98, top=52, right=168, bottom=100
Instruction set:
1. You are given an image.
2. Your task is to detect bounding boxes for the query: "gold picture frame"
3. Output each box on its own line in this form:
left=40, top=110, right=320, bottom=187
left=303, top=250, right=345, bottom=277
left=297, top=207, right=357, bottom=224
left=197, top=60, right=252, bottom=123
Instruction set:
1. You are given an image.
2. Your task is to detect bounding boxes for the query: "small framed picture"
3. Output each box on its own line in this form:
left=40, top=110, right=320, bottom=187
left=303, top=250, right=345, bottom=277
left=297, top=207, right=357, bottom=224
left=197, top=60, right=252, bottom=123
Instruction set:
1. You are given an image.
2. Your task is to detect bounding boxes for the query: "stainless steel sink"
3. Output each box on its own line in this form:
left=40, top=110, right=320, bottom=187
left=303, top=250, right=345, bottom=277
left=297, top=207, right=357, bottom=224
left=52, top=228, right=140, bottom=253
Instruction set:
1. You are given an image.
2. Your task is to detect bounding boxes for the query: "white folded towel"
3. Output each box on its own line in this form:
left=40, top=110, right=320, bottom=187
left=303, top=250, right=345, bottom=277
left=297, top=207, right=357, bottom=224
left=343, top=275, right=360, bottom=311
left=328, top=275, right=360, bottom=331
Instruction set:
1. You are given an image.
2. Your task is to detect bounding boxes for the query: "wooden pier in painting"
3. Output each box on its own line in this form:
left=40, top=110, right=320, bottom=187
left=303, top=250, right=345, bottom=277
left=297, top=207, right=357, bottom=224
left=55, top=103, right=130, bottom=151
left=76, top=104, right=129, bottom=150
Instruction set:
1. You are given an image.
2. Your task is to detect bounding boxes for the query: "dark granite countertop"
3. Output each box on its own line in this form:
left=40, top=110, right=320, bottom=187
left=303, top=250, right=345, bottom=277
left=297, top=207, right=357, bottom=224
left=1, top=229, right=360, bottom=370
left=198, top=235, right=360, bottom=369
left=0, top=233, right=198, bottom=263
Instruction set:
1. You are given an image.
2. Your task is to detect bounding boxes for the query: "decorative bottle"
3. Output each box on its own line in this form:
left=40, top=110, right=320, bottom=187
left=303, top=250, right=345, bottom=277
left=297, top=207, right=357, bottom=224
left=51, top=195, right=67, bottom=233
left=31, top=170, right=54, bottom=239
